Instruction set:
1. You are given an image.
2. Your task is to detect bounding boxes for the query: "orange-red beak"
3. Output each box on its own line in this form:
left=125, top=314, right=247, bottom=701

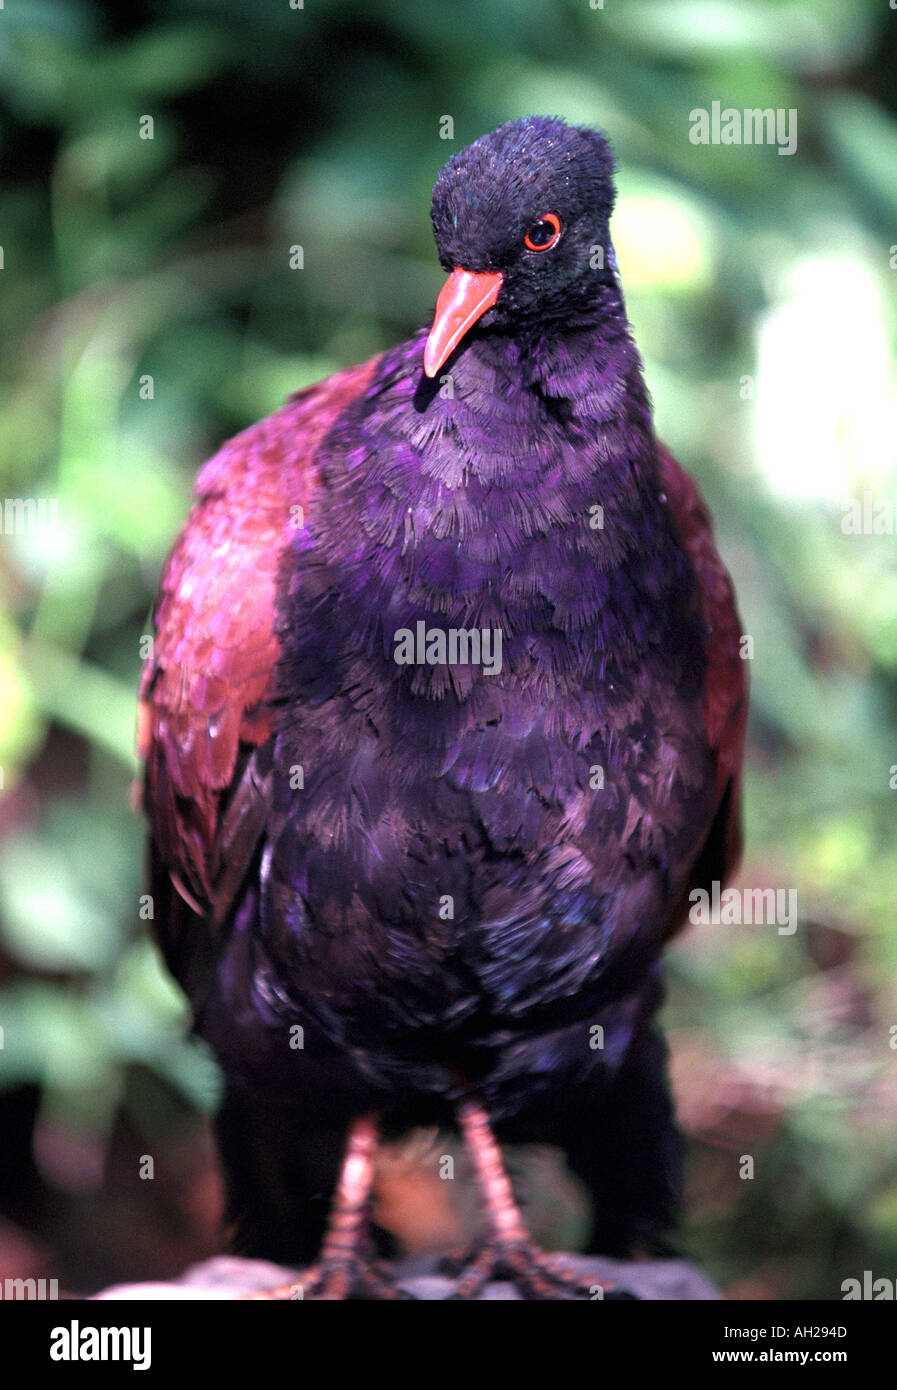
left=423, top=268, right=503, bottom=377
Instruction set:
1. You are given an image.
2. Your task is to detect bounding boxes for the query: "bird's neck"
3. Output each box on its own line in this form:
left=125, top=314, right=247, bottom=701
left=429, top=279, right=657, bottom=486
left=405, top=289, right=664, bottom=562
left=282, top=299, right=702, bottom=707
left=484, top=282, right=649, bottom=405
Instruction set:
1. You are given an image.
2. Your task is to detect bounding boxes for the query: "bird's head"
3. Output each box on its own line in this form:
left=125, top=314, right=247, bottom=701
left=425, top=116, right=618, bottom=377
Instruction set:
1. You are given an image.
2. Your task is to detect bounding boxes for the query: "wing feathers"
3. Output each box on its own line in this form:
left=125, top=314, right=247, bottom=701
left=139, top=360, right=378, bottom=917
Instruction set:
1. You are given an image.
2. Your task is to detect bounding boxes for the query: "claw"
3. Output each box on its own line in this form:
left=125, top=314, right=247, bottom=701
left=446, top=1238, right=636, bottom=1300
left=245, top=1256, right=414, bottom=1301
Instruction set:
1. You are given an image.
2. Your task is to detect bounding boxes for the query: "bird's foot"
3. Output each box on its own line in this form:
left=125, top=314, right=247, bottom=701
left=449, top=1102, right=638, bottom=1299
left=442, top=1239, right=638, bottom=1301
left=243, top=1113, right=414, bottom=1299
left=245, top=1254, right=413, bottom=1301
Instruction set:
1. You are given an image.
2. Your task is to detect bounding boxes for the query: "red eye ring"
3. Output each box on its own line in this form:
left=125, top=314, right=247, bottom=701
left=524, top=213, right=562, bottom=252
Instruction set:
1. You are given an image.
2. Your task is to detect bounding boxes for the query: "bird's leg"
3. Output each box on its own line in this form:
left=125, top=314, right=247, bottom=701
left=449, top=1098, right=633, bottom=1300
left=246, top=1113, right=408, bottom=1300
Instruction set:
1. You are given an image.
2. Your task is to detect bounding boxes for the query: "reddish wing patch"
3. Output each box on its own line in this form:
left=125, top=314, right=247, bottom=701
left=138, top=360, right=378, bottom=908
left=657, top=442, right=748, bottom=898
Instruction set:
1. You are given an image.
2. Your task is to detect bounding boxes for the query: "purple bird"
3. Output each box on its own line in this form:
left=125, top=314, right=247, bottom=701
left=138, top=116, right=747, bottom=1299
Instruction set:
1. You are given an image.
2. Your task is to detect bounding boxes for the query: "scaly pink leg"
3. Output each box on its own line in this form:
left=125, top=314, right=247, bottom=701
left=247, top=1113, right=407, bottom=1300
left=449, top=1098, right=630, bottom=1300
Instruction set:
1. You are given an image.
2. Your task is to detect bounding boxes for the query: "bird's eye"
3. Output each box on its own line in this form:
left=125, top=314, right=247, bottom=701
left=524, top=213, right=562, bottom=252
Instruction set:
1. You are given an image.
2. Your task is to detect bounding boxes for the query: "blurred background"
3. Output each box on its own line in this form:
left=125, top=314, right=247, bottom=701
left=1, top=0, right=896, bottom=1298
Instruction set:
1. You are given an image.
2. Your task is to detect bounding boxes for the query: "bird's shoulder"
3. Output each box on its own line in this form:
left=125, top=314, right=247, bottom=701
left=137, top=356, right=379, bottom=909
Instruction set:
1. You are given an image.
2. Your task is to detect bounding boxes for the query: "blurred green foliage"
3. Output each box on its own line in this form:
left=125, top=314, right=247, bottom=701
left=1, top=0, right=896, bottom=1295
